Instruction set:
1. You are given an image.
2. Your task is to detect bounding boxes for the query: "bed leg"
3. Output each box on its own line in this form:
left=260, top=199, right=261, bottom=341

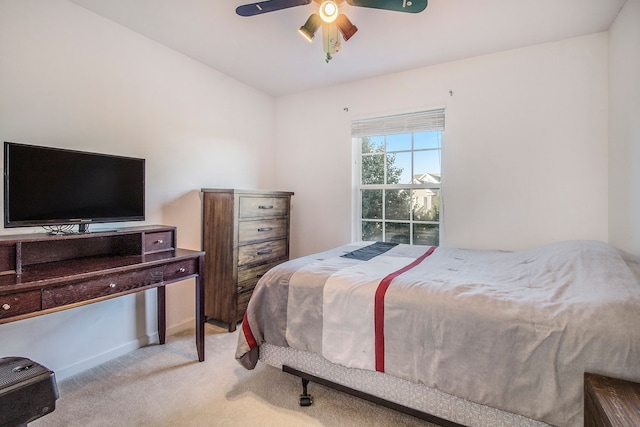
left=299, top=378, right=313, bottom=407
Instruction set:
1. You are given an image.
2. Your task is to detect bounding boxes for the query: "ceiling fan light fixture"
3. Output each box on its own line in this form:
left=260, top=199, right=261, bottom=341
left=336, top=14, right=358, bottom=41
left=299, top=13, right=321, bottom=41
left=236, top=0, right=429, bottom=62
left=322, top=22, right=341, bottom=62
left=319, top=0, right=339, bottom=23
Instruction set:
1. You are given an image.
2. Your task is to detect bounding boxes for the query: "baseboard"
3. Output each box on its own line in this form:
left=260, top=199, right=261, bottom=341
left=166, top=318, right=195, bottom=337
left=54, top=317, right=196, bottom=381
left=54, top=332, right=158, bottom=381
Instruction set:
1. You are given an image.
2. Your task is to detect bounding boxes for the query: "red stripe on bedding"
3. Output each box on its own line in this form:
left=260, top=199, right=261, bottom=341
left=374, top=246, right=437, bottom=372
left=242, top=312, right=258, bottom=349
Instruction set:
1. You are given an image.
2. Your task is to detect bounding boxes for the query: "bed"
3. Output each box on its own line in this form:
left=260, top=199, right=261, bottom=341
left=235, top=240, right=640, bottom=426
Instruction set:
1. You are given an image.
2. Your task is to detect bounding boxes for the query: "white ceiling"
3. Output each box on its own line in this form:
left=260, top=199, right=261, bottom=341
left=68, top=0, right=626, bottom=97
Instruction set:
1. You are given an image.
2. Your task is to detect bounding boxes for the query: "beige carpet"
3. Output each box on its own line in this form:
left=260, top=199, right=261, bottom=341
left=32, top=323, right=437, bottom=426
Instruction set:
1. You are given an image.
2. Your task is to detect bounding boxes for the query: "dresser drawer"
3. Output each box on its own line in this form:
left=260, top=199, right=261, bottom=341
left=236, top=289, right=253, bottom=322
left=238, top=218, right=288, bottom=244
left=163, top=259, right=198, bottom=282
left=237, top=260, right=283, bottom=292
left=144, top=231, right=174, bottom=253
left=238, top=239, right=287, bottom=267
left=42, top=267, right=164, bottom=308
left=239, top=196, right=289, bottom=219
left=0, top=291, right=41, bottom=320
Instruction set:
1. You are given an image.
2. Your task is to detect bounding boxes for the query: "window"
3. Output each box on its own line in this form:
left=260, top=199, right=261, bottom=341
left=352, top=109, right=444, bottom=245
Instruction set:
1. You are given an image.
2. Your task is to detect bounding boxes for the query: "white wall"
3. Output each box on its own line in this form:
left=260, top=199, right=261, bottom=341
left=0, top=0, right=276, bottom=379
left=276, top=33, right=609, bottom=257
left=609, top=0, right=640, bottom=255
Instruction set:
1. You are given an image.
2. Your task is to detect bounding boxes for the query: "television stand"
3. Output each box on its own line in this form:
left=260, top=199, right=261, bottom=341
left=0, top=225, right=206, bottom=362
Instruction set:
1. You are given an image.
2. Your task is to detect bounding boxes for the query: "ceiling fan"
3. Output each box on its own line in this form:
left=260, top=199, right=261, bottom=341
left=236, top=0, right=428, bottom=62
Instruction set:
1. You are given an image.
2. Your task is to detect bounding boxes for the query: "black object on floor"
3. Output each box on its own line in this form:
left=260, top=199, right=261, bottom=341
left=0, top=357, right=59, bottom=427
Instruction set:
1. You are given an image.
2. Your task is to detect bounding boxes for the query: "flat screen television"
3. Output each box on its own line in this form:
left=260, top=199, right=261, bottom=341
left=4, top=141, right=145, bottom=232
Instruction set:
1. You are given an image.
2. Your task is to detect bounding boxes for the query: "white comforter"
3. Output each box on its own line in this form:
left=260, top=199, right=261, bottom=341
left=237, top=240, right=640, bottom=426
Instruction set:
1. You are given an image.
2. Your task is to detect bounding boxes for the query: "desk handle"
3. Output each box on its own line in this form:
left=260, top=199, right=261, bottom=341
left=257, top=249, right=272, bottom=255
left=109, top=283, right=117, bottom=288
left=1, top=303, right=9, bottom=311
left=258, top=227, right=273, bottom=232
left=258, top=205, right=274, bottom=210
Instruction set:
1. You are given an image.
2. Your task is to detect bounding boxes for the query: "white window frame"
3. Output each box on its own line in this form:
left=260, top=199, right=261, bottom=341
left=351, top=109, right=445, bottom=245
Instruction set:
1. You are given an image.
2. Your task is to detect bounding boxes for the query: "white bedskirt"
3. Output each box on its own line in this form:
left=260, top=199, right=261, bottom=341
left=260, top=343, right=550, bottom=427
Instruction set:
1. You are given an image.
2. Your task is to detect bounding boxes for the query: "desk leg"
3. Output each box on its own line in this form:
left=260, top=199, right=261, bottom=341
left=196, top=269, right=205, bottom=362
left=157, top=285, right=166, bottom=345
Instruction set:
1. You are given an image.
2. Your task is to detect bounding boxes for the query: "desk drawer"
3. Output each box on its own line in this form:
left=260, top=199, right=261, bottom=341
left=144, top=231, right=174, bottom=253
left=239, top=218, right=288, bottom=244
left=238, top=239, right=287, bottom=267
left=239, top=197, right=289, bottom=219
left=163, top=259, right=198, bottom=282
left=0, top=291, right=41, bottom=320
left=42, top=267, right=164, bottom=308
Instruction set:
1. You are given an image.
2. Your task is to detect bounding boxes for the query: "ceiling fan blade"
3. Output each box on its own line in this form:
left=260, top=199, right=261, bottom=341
left=236, top=0, right=312, bottom=17
left=345, top=0, right=427, bottom=13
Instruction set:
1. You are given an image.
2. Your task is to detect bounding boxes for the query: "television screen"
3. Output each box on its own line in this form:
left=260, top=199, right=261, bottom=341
left=4, top=142, right=145, bottom=231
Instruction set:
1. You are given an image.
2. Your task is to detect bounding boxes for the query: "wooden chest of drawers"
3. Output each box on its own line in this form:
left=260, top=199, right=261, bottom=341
left=201, top=189, right=293, bottom=331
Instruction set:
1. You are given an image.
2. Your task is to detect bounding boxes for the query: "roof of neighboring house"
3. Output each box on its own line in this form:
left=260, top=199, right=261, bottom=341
left=412, top=173, right=441, bottom=185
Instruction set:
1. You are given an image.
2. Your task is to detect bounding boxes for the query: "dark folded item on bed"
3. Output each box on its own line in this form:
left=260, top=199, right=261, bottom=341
left=340, top=241, right=398, bottom=260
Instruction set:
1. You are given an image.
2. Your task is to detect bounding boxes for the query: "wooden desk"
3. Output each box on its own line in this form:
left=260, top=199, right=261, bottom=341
left=0, top=225, right=206, bottom=362
left=584, top=372, right=640, bottom=427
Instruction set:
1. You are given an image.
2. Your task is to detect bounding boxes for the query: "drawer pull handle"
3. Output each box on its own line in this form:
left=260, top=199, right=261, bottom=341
left=179, top=268, right=186, bottom=273
left=256, top=273, right=265, bottom=279
left=258, top=205, right=274, bottom=210
left=258, top=227, right=273, bottom=232
left=109, top=283, right=117, bottom=288
left=257, top=249, right=272, bottom=255
left=156, top=239, right=164, bottom=244
left=2, top=304, right=9, bottom=311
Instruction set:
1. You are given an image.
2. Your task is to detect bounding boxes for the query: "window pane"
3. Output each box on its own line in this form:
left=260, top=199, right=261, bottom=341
left=414, top=150, right=441, bottom=177
left=361, top=189, right=382, bottom=219
left=362, top=221, right=383, bottom=241
left=386, top=133, right=411, bottom=152
left=385, top=222, right=410, bottom=244
left=412, top=189, right=440, bottom=221
left=414, top=131, right=441, bottom=150
left=389, top=151, right=411, bottom=184
left=413, top=223, right=439, bottom=246
left=387, top=152, right=411, bottom=184
left=385, top=189, right=410, bottom=220
left=362, top=154, right=384, bottom=184
left=362, top=135, right=384, bottom=153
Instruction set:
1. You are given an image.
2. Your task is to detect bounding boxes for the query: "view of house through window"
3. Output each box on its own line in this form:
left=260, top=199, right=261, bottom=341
left=353, top=109, right=444, bottom=246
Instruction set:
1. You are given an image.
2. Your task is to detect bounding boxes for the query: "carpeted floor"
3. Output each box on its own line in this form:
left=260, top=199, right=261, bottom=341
left=32, top=323, right=437, bottom=426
